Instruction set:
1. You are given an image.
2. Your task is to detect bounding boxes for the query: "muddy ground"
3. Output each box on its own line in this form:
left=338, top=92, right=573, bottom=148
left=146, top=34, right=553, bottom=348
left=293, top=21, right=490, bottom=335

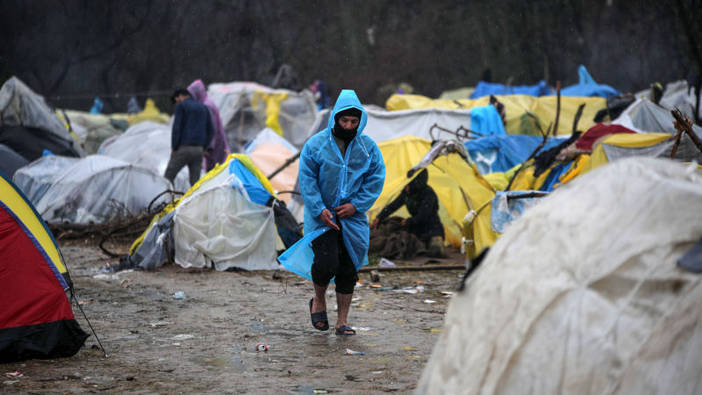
left=2, top=240, right=466, bottom=394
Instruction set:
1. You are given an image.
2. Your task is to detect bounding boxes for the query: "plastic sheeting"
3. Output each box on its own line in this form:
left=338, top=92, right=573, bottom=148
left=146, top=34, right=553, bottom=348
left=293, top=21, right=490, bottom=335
left=207, top=82, right=317, bottom=150
left=636, top=80, right=701, bottom=121
left=386, top=93, right=606, bottom=136
left=418, top=157, right=702, bottom=395
left=173, top=173, right=277, bottom=271
left=470, top=80, right=551, bottom=99
left=490, top=190, right=547, bottom=233
left=34, top=155, right=171, bottom=224
left=98, top=121, right=191, bottom=192
left=364, top=106, right=472, bottom=142
left=613, top=98, right=702, bottom=137
left=60, top=110, right=123, bottom=154
left=559, top=65, right=620, bottom=98
left=470, top=105, right=506, bottom=137
left=12, top=155, right=80, bottom=204
left=465, top=135, right=567, bottom=174
left=0, top=144, right=28, bottom=177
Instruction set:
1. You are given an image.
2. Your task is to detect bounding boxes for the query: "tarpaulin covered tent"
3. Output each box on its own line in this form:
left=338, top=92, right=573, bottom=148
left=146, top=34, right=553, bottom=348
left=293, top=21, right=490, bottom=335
left=207, top=82, right=317, bottom=151
left=386, top=93, right=606, bottom=136
left=0, top=172, right=88, bottom=362
left=98, top=121, right=190, bottom=192
left=418, top=157, right=702, bottom=395
left=244, top=128, right=299, bottom=204
left=464, top=135, right=567, bottom=174
left=364, top=106, right=473, bottom=142
left=636, top=80, right=701, bottom=121
left=367, top=136, right=497, bottom=257
left=59, top=109, right=124, bottom=154
left=559, top=65, right=620, bottom=98
left=129, top=154, right=299, bottom=271
left=613, top=98, right=702, bottom=136
left=13, top=155, right=80, bottom=204
left=470, top=80, right=551, bottom=99
left=0, top=77, right=83, bottom=161
left=33, top=155, right=171, bottom=225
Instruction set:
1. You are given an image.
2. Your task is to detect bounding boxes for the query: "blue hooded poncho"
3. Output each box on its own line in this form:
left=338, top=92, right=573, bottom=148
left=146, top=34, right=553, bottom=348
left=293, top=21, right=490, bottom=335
left=279, top=90, right=385, bottom=280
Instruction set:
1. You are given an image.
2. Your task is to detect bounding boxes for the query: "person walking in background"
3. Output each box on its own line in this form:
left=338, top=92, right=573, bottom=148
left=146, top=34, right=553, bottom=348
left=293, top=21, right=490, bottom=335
left=298, top=89, right=385, bottom=336
left=164, top=88, right=214, bottom=187
left=187, top=79, right=230, bottom=171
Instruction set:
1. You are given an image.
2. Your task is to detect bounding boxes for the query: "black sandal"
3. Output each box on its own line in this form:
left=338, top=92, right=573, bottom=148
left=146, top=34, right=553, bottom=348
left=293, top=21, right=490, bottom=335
left=309, top=298, right=329, bottom=331
left=335, top=325, right=356, bottom=336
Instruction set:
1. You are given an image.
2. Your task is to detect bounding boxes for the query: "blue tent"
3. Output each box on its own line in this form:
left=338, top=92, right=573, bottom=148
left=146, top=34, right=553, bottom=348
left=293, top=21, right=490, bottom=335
left=470, top=80, right=552, bottom=99
left=470, top=105, right=506, bottom=137
left=465, top=135, right=567, bottom=174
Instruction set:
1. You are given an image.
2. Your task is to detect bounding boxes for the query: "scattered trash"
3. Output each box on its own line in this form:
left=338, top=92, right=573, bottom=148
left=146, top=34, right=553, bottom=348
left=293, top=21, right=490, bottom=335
left=370, top=269, right=381, bottom=283
left=5, top=371, right=23, bottom=378
left=172, top=334, right=194, bottom=340
left=403, top=346, right=418, bottom=351
left=345, top=374, right=359, bottom=381
left=423, top=299, right=437, bottom=304
left=255, top=344, right=270, bottom=352
left=345, top=348, right=365, bottom=355
left=351, top=297, right=362, bottom=302
left=430, top=328, right=442, bottom=334
left=370, top=285, right=394, bottom=291
left=272, top=271, right=282, bottom=280
left=379, top=257, right=396, bottom=268
left=416, top=285, right=425, bottom=293
left=416, top=280, right=424, bottom=285
left=313, top=390, right=328, bottom=394
left=173, top=291, right=185, bottom=300
left=351, top=327, right=372, bottom=332
left=78, top=300, right=94, bottom=305
left=396, top=285, right=424, bottom=294
left=355, top=280, right=363, bottom=288
left=441, top=291, right=454, bottom=297
left=372, top=370, right=384, bottom=375
left=149, top=321, right=170, bottom=327
left=3, top=380, right=19, bottom=385
left=120, top=279, right=130, bottom=288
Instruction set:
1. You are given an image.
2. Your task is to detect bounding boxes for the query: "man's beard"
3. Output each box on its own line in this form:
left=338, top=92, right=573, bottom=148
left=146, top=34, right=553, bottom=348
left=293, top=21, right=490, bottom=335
left=332, top=123, right=357, bottom=143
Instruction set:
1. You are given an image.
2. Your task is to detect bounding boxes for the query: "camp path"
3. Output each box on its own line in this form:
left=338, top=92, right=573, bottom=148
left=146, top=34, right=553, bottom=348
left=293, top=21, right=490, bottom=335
left=2, top=242, right=464, bottom=394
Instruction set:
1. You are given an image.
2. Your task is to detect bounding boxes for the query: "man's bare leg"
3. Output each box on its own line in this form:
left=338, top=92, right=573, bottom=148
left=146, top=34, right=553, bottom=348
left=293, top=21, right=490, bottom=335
left=312, top=283, right=328, bottom=314
left=336, top=292, right=353, bottom=330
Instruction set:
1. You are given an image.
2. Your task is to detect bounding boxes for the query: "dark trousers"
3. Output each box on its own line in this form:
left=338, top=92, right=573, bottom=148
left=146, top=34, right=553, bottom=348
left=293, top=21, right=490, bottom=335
left=164, top=145, right=203, bottom=187
left=311, top=228, right=358, bottom=294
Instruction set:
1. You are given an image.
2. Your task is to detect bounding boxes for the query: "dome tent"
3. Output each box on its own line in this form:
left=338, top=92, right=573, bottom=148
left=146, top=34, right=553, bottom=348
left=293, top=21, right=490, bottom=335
left=0, top=171, right=88, bottom=362
left=418, top=157, right=702, bottom=395
left=33, top=155, right=171, bottom=225
left=12, top=155, right=81, bottom=204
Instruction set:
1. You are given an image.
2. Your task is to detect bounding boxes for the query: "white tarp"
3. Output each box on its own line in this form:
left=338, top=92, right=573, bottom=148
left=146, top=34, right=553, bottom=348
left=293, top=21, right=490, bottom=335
left=34, top=155, right=171, bottom=224
left=636, top=80, right=701, bottom=121
left=172, top=169, right=278, bottom=271
left=98, top=121, right=190, bottom=192
left=208, top=81, right=317, bottom=150
left=418, top=157, right=702, bottom=395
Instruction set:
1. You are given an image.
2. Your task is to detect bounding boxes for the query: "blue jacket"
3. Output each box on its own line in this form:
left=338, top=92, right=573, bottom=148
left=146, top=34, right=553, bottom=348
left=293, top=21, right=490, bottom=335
left=171, top=98, right=215, bottom=150
left=279, top=90, right=385, bottom=278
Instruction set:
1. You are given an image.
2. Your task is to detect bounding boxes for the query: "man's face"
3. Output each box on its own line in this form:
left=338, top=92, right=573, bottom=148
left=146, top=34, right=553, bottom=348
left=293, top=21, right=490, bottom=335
left=337, top=115, right=360, bottom=131
left=175, top=94, right=188, bottom=103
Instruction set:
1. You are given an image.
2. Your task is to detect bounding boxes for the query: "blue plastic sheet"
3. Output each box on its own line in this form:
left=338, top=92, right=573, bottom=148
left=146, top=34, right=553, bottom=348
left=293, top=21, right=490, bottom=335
left=470, top=80, right=552, bottom=99
left=538, top=161, right=572, bottom=192
left=278, top=228, right=330, bottom=281
left=228, top=159, right=272, bottom=206
left=491, top=190, right=547, bottom=233
left=559, top=65, right=619, bottom=98
left=465, top=135, right=567, bottom=174
left=470, top=105, right=506, bottom=137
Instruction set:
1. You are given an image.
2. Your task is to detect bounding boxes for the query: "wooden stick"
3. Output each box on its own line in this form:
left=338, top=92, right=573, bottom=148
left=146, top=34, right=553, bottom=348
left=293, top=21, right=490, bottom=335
left=553, top=81, right=562, bottom=136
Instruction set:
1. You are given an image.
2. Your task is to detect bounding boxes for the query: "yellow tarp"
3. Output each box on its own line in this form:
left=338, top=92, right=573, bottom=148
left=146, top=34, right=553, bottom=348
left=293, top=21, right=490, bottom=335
left=386, top=93, right=606, bottom=136
left=127, top=98, right=170, bottom=125
left=129, top=153, right=275, bottom=254
left=253, top=91, right=289, bottom=136
left=0, top=174, right=66, bottom=274
left=368, top=136, right=497, bottom=257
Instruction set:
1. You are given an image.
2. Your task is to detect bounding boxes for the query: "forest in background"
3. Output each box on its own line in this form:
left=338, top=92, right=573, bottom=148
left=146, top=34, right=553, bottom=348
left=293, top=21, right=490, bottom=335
left=1, top=0, right=700, bottom=112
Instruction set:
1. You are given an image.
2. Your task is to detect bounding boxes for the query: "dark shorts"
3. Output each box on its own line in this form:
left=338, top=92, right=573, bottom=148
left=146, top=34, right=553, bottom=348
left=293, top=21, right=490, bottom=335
left=310, top=228, right=358, bottom=294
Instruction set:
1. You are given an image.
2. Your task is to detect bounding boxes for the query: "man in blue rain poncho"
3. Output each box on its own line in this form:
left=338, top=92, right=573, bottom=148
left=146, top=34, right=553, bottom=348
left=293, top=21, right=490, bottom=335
left=298, top=89, right=385, bottom=336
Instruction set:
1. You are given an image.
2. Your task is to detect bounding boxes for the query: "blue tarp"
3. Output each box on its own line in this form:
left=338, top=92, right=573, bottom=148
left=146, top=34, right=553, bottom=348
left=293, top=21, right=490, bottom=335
left=470, top=105, right=506, bottom=137
left=559, top=65, right=619, bottom=98
left=538, top=161, right=572, bottom=192
left=465, top=135, right=567, bottom=174
left=470, top=80, right=552, bottom=99
left=228, top=158, right=272, bottom=206
left=278, top=228, right=329, bottom=281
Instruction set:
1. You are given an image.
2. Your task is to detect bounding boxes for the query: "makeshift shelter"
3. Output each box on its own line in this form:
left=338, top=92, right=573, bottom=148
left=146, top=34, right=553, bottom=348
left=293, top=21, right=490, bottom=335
left=0, top=143, right=28, bottom=177
left=0, top=77, right=83, bottom=161
left=364, top=106, right=474, bottom=142
left=207, top=81, right=318, bottom=151
left=126, top=98, right=170, bottom=125
left=33, top=155, right=171, bottom=225
left=470, top=80, right=551, bottom=99
left=98, top=121, right=190, bottom=192
left=613, top=98, right=702, bottom=136
left=636, top=80, right=701, bottom=121
left=129, top=154, right=300, bottom=271
left=13, top=155, right=81, bottom=204
left=438, top=87, right=475, bottom=100
left=418, top=157, right=702, bottom=395
left=0, top=172, right=88, bottom=362
left=244, top=128, right=299, bottom=204
left=386, top=93, right=606, bottom=136
left=464, top=135, right=566, bottom=174
left=368, top=136, right=497, bottom=257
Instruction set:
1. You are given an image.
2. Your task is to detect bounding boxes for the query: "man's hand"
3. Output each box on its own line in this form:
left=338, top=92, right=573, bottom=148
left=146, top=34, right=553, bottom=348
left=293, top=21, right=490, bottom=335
left=334, top=203, right=356, bottom=219
left=319, top=209, right=340, bottom=231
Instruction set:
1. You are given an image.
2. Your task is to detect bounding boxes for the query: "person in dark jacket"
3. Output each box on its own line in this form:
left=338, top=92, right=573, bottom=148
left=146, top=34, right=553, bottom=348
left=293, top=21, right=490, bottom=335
left=164, top=89, right=215, bottom=187
left=372, top=169, right=446, bottom=257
